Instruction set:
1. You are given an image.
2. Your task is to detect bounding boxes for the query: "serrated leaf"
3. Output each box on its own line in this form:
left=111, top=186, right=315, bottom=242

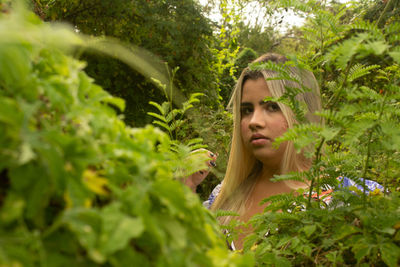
left=149, top=101, right=168, bottom=116
left=302, top=225, right=317, bottom=238
left=147, top=112, right=167, bottom=123
left=153, top=120, right=171, bottom=132
left=362, top=41, right=389, bottom=56
left=166, top=109, right=181, bottom=123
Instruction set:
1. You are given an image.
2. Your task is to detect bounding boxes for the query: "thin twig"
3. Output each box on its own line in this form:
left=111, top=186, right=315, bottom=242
left=376, top=0, right=394, bottom=27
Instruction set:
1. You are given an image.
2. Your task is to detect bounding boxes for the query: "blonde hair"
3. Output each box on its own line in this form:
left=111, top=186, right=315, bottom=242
left=211, top=53, right=321, bottom=224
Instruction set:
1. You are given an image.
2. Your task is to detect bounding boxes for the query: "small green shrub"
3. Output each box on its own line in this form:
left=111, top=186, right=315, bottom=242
left=246, top=190, right=400, bottom=266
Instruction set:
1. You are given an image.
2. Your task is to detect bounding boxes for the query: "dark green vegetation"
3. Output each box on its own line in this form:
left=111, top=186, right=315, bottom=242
left=1, top=0, right=400, bottom=266
left=33, top=0, right=220, bottom=126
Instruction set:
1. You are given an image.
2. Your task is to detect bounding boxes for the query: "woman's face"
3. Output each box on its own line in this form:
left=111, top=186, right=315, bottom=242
left=240, top=77, right=288, bottom=168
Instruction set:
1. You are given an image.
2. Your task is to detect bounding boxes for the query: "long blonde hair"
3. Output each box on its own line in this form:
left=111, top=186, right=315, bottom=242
left=211, top=53, right=321, bottom=224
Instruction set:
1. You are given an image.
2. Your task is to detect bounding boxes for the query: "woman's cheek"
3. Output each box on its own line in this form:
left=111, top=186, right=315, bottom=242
left=240, top=119, right=250, bottom=146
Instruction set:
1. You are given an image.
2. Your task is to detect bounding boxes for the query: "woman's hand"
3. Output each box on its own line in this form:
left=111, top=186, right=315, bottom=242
left=183, top=149, right=217, bottom=192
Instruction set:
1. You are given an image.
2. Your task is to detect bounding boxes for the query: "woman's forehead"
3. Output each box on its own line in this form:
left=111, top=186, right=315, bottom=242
left=241, top=78, right=272, bottom=101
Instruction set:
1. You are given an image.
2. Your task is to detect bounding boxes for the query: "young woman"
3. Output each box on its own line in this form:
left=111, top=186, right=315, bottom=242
left=185, top=53, right=382, bottom=250
left=184, top=53, right=320, bottom=248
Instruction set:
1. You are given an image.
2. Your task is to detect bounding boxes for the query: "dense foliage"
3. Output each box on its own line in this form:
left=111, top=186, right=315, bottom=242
left=0, top=4, right=253, bottom=266
left=33, top=0, right=220, bottom=126
left=236, top=0, right=400, bottom=266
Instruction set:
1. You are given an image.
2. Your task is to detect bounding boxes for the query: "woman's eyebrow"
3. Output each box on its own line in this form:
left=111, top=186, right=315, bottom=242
left=240, top=102, right=252, bottom=106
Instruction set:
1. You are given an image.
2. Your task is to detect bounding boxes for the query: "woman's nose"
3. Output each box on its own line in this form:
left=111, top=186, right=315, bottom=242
left=249, top=108, right=266, bottom=129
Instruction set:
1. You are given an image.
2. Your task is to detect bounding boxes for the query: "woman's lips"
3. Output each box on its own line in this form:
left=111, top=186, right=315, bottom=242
left=250, top=133, right=271, bottom=146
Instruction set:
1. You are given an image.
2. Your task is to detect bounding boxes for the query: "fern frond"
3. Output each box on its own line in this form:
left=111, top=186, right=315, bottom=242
left=362, top=41, right=389, bottom=56
left=275, top=123, right=323, bottom=144
left=388, top=34, right=400, bottom=44
left=358, top=86, right=383, bottom=101
left=149, top=101, right=169, bottom=116
left=347, top=64, right=380, bottom=82
left=250, top=61, right=291, bottom=78
left=169, top=120, right=184, bottom=132
left=320, top=126, right=341, bottom=141
left=325, top=80, right=337, bottom=92
left=314, top=10, right=342, bottom=35
left=346, top=86, right=382, bottom=102
left=165, top=109, right=181, bottom=123
left=315, top=110, right=350, bottom=128
left=350, top=20, right=383, bottom=38
left=214, top=210, right=239, bottom=218
left=303, top=27, right=322, bottom=46
left=259, top=192, right=302, bottom=206
left=384, top=21, right=400, bottom=36
left=180, top=93, right=203, bottom=114
left=147, top=112, right=167, bottom=123
left=270, top=172, right=307, bottom=183
left=389, top=47, right=400, bottom=64
left=274, top=212, right=303, bottom=222
left=152, top=120, right=171, bottom=133
left=186, top=138, right=204, bottom=147
left=325, top=33, right=374, bottom=70
left=342, top=120, right=374, bottom=146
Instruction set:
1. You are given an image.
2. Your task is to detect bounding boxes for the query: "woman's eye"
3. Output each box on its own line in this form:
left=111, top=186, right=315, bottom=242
left=240, top=107, right=252, bottom=116
left=266, top=102, right=280, bottom=112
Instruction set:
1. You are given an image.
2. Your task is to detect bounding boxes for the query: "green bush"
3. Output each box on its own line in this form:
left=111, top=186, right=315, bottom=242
left=246, top=190, right=400, bottom=266
left=236, top=1, right=400, bottom=266
left=0, top=4, right=253, bottom=266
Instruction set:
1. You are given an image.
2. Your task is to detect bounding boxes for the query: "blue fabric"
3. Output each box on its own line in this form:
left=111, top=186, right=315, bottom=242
left=338, top=176, right=384, bottom=193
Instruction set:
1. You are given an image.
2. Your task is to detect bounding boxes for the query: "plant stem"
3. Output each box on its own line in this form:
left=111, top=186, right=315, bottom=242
left=361, top=129, right=373, bottom=205
left=376, top=0, right=394, bottom=27
left=308, top=137, right=326, bottom=207
left=326, top=59, right=353, bottom=109
left=361, top=92, right=387, bottom=204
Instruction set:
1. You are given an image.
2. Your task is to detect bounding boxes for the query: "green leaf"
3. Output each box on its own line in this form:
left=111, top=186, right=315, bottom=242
left=301, top=225, right=317, bottom=238
left=261, top=253, right=291, bottom=267
left=152, top=120, right=171, bottom=132
left=320, top=127, right=340, bottom=141
left=362, top=41, right=389, bottom=56
left=18, top=142, right=36, bottom=164
left=102, top=96, right=125, bottom=112
left=333, top=225, right=361, bottom=241
left=389, top=51, right=400, bottom=64
left=0, top=97, right=22, bottom=125
left=62, top=208, right=102, bottom=261
left=99, top=202, right=145, bottom=255
left=147, top=112, right=167, bottom=123
left=380, top=243, right=400, bottom=267
left=352, top=243, right=372, bottom=264
left=0, top=193, right=25, bottom=225
left=149, top=101, right=167, bottom=116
